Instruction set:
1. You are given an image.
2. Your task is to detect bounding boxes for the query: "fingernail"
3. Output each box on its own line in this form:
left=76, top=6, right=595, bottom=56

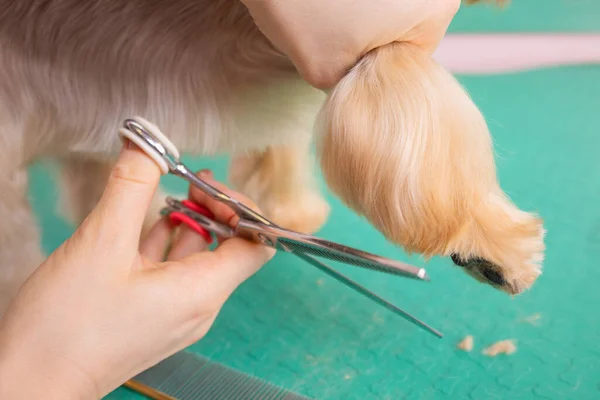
left=125, top=139, right=139, bottom=150
left=198, top=169, right=213, bottom=179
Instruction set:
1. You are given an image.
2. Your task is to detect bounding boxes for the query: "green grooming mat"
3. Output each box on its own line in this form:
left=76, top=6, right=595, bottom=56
left=448, top=0, right=600, bottom=33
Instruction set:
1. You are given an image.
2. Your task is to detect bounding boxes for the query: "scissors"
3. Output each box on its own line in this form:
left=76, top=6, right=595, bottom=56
left=118, top=116, right=442, bottom=338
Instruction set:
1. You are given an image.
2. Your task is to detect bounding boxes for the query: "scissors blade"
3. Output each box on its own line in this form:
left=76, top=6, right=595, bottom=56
left=171, top=164, right=275, bottom=226
left=237, top=220, right=428, bottom=281
left=287, top=247, right=443, bottom=338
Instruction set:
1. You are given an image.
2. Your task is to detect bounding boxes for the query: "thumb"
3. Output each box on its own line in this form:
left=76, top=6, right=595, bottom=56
left=85, top=140, right=162, bottom=248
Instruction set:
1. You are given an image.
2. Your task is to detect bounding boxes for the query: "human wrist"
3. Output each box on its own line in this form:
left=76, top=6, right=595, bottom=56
left=0, top=333, right=98, bottom=399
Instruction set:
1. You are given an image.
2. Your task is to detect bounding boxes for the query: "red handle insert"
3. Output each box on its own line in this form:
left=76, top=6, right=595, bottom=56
left=168, top=200, right=215, bottom=244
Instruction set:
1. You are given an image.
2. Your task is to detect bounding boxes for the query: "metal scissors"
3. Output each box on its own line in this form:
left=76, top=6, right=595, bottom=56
left=119, top=116, right=442, bottom=338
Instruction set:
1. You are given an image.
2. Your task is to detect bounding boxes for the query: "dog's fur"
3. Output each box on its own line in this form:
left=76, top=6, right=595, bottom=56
left=0, top=0, right=544, bottom=315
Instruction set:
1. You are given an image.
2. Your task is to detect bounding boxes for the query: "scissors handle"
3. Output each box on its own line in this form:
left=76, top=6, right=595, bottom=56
left=120, top=117, right=277, bottom=227
left=170, top=164, right=275, bottom=226
left=162, top=197, right=236, bottom=241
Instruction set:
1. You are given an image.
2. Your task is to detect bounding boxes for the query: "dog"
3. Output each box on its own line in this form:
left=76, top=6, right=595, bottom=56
left=0, top=0, right=544, bottom=316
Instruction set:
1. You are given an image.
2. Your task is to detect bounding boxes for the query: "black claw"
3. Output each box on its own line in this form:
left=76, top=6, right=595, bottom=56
left=450, top=253, right=469, bottom=267
left=451, top=254, right=507, bottom=288
left=481, top=268, right=506, bottom=286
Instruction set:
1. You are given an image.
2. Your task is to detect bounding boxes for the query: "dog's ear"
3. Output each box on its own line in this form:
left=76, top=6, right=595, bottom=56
left=315, top=42, right=496, bottom=255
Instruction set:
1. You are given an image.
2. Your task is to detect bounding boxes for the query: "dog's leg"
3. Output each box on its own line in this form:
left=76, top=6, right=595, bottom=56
left=229, top=145, right=330, bottom=234
left=58, top=158, right=168, bottom=240
left=0, top=169, right=45, bottom=316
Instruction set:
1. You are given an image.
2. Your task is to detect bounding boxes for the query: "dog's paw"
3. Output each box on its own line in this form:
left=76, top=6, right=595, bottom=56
left=263, top=190, right=330, bottom=234
left=447, top=193, right=546, bottom=295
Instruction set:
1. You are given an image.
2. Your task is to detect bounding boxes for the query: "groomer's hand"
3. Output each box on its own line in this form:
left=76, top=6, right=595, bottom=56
left=241, top=0, right=460, bottom=88
left=0, top=141, right=274, bottom=399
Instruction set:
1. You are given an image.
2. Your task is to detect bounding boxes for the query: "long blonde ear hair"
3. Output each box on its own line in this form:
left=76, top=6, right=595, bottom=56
left=316, top=41, right=545, bottom=294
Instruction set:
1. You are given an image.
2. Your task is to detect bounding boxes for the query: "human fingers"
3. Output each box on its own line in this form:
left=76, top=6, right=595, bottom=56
left=167, top=169, right=259, bottom=259
left=397, top=0, right=461, bottom=54
left=170, top=236, right=275, bottom=307
left=166, top=225, right=211, bottom=261
left=140, top=217, right=173, bottom=262
left=81, top=140, right=161, bottom=252
left=188, top=170, right=262, bottom=228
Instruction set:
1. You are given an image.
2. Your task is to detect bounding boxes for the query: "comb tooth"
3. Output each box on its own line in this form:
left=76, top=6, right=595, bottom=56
left=181, top=363, right=225, bottom=398
left=214, top=367, right=240, bottom=400
left=169, top=356, right=208, bottom=392
left=198, top=363, right=235, bottom=399
left=175, top=357, right=217, bottom=398
left=236, top=374, right=263, bottom=399
left=135, top=353, right=181, bottom=386
left=252, top=381, right=273, bottom=400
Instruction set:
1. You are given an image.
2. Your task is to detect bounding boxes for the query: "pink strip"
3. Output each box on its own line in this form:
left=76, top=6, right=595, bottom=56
left=433, top=33, right=600, bottom=74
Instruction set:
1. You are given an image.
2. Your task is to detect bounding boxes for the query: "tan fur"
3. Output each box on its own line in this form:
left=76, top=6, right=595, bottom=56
left=457, top=335, right=474, bottom=352
left=229, top=146, right=330, bottom=234
left=318, top=42, right=544, bottom=294
left=0, top=0, right=543, bottom=315
left=483, top=339, right=517, bottom=356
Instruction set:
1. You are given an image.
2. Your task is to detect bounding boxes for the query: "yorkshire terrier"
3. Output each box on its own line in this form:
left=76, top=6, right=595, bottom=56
left=0, top=0, right=544, bottom=315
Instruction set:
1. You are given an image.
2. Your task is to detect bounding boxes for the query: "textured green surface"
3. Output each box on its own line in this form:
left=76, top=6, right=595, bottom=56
left=30, top=64, right=600, bottom=399
left=448, top=0, right=600, bottom=33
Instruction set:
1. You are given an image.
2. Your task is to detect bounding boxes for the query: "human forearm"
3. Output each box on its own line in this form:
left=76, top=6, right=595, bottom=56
left=0, top=338, right=96, bottom=400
